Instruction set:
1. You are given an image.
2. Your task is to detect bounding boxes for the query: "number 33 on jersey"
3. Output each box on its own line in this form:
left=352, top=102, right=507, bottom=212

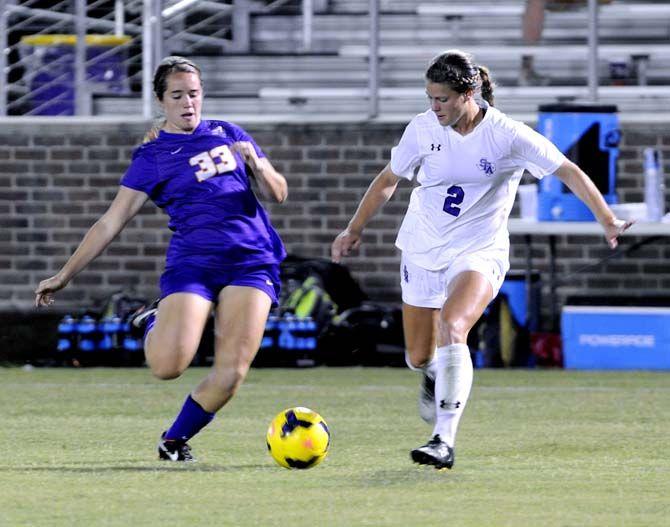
left=189, top=145, right=238, bottom=182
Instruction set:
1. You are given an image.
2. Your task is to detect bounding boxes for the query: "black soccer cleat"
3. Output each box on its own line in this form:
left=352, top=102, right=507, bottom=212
left=129, top=298, right=159, bottom=338
left=157, top=431, right=196, bottom=462
left=418, top=374, right=436, bottom=424
left=410, top=434, right=454, bottom=470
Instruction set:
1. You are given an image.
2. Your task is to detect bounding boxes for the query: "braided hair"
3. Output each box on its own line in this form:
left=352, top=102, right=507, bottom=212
left=425, top=49, right=495, bottom=106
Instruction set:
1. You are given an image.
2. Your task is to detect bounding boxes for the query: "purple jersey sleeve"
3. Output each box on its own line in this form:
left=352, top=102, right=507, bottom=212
left=224, top=122, right=266, bottom=159
left=120, top=146, right=162, bottom=196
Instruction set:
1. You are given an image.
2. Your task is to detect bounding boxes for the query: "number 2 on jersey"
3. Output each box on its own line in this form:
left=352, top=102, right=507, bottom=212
left=443, top=185, right=464, bottom=216
left=189, top=145, right=237, bottom=182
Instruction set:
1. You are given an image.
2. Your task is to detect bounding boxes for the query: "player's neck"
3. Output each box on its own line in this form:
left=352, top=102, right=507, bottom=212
left=163, top=120, right=201, bottom=134
left=452, top=105, right=483, bottom=136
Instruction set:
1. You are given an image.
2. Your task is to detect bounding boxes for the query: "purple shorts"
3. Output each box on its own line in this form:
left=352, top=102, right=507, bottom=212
left=159, top=263, right=281, bottom=306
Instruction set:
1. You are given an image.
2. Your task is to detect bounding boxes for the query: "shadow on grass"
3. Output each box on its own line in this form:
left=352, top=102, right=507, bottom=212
left=0, top=463, right=272, bottom=473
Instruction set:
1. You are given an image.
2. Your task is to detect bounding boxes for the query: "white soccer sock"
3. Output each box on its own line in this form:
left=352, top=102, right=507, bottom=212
left=405, top=350, right=437, bottom=380
left=432, top=343, right=473, bottom=447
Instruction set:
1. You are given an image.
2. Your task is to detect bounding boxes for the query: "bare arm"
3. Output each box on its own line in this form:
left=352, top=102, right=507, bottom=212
left=555, top=159, right=632, bottom=248
left=35, top=186, right=149, bottom=306
left=232, top=141, right=288, bottom=203
left=331, top=163, right=401, bottom=262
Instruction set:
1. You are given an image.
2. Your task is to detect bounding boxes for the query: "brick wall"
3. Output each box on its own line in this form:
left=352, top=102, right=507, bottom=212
left=1, top=119, right=669, bottom=322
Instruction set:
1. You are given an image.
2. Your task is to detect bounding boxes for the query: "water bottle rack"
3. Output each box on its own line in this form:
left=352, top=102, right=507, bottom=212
left=261, top=314, right=319, bottom=351
left=56, top=313, right=144, bottom=366
left=57, top=311, right=322, bottom=367
left=256, top=314, right=320, bottom=367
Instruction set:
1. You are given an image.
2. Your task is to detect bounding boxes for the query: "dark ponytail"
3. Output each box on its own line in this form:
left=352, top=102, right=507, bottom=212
left=477, top=65, right=495, bottom=107
left=425, top=49, right=495, bottom=107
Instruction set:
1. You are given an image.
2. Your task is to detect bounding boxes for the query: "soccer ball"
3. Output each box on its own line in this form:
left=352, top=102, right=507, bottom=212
left=266, top=407, right=330, bottom=469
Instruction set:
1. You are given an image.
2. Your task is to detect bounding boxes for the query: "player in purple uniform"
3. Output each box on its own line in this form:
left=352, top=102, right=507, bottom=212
left=35, top=56, right=288, bottom=462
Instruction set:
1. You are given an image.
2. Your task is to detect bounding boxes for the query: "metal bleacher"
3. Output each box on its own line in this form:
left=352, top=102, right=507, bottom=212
left=234, top=0, right=670, bottom=122
left=83, top=1, right=670, bottom=121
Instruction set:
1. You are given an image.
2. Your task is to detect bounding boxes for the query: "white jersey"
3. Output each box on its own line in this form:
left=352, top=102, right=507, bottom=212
left=390, top=105, right=566, bottom=271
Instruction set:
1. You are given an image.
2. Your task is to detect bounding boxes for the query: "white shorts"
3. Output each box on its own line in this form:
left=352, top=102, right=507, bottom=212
left=400, top=251, right=509, bottom=309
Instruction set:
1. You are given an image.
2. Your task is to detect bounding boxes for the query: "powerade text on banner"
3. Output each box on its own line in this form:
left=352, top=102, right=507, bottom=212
left=562, top=306, right=670, bottom=370
left=536, top=104, right=619, bottom=221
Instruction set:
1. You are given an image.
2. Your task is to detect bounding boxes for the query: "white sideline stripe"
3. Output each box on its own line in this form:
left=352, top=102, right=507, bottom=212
left=3, top=382, right=163, bottom=389
left=479, top=386, right=670, bottom=393
left=7, top=383, right=670, bottom=393
left=563, top=306, right=670, bottom=314
left=242, top=384, right=670, bottom=394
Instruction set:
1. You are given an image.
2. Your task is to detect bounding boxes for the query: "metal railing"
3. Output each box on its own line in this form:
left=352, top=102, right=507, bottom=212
left=1, top=0, right=320, bottom=118
left=364, top=0, right=605, bottom=119
left=254, top=0, right=320, bottom=51
left=0, top=0, right=253, bottom=117
left=1, top=0, right=144, bottom=116
left=1, top=0, right=657, bottom=121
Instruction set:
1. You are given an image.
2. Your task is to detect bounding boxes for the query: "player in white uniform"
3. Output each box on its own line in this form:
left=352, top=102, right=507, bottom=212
left=331, top=50, right=631, bottom=469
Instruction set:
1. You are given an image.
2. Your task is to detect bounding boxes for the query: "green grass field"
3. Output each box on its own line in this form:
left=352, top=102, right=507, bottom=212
left=1, top=366, right=669, bottom=527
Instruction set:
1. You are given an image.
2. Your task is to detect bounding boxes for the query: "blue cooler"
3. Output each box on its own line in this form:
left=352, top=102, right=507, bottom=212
left=536, top=104, right=620, bottom=221
left=499, top=270, right=540, bottom=331
left=562, top=304, right=670, bottom=370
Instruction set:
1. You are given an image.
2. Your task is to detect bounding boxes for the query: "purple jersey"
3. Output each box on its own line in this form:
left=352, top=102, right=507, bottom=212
left=121, top=120, right=286, bottom=270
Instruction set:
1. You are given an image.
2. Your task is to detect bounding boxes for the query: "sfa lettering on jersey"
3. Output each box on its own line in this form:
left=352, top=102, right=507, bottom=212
left=189, top=145, right=238, bottom=182
left=477, top=158, right=495, bottom=176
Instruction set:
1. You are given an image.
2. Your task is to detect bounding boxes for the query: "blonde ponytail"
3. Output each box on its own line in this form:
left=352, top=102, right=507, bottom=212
left=143, top=119, right=166, bottom=143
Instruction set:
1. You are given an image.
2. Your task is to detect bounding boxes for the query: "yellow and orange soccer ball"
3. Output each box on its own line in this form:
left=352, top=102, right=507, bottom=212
left=266, top=407, right=330, bottom=469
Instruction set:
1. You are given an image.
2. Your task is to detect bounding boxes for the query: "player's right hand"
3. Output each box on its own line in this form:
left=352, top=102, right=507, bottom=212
left=35, top=275, right=67, bottom=307
left=331, top=229, right=362, bottom=263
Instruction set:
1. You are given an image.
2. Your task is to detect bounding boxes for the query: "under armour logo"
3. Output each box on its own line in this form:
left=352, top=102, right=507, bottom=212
left=403, top=265, right=409, bottom=283
left=431, top=143, right=441, bottom=151
left=478, top=158, right=495, bottom=176
left=439, top=399, right=461, bottom=410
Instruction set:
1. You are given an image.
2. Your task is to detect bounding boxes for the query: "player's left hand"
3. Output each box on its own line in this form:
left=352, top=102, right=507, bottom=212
left=604, top=218, right=634, bottom=249
left=231, top=141, right=260, bottom=165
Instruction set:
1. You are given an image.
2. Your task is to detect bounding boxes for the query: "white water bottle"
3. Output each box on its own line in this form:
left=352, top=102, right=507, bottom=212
left=643, top=148, right=665, bottom=221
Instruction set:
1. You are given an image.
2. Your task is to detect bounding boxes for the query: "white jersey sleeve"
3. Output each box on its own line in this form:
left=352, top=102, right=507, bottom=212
left=390, top=118, right=422, bottom=180
left=509, top=122, right=566, bottom=179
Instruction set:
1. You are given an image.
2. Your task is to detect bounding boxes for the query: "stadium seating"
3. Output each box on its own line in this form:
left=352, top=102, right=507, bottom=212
left=90, top=0, right=670, bottom=121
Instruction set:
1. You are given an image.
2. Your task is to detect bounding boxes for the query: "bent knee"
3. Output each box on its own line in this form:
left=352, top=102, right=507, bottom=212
left=149, top=362, right=186, bottom=380
left=145, top=349, right=190, bottom=380
left=144, top=341, right=197, bottom=380
left=439, top=317, right=470, bottom=344
left=405, top=347, right=434, bottom=369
